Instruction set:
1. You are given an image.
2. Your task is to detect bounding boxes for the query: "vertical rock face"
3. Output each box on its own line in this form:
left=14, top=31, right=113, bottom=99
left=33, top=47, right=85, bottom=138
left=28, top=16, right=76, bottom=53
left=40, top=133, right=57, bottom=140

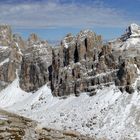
left=115, top=59, right=137, bottom=93
left=0, top=24, right=140, bottom=95
left=51, top=30, right=115, bottom=96
left=0, top=25, right=12, bottom=46
left=28, top=33, right=41, bottom=46
left=0, top=25, right=52, bottom=92
left=51, top=28, right=140, bottom=96
left=20, top=56, right=48, bottom=92
left=13, top=34, right=26, bottom=50
left=0, top=25, right=23, bottom=90
left=19, top=34, right=52, bottom=92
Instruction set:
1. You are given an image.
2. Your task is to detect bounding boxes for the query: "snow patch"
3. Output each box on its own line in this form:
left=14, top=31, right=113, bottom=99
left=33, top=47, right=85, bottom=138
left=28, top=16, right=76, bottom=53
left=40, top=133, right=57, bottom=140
left=0, top=46, right=9, bottom=49
left=0, top=78, right=31, bottom=108
left=0, top=58, right=9, bottom=66
left=130, top=23, right=140, bottom=37
left=63, top=39, right=69, bottom=49
left=120, top=38, right=140, bottom=50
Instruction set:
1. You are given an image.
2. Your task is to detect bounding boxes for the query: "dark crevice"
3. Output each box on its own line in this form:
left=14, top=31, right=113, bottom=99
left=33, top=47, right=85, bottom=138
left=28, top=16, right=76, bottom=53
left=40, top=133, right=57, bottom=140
left=84, top=54, right=86, bottom=60
left=63, top=49, right=69, bottom=66
left=74, top=83, right=77, bottom=95
left=56, top=75, right=58, bottom=80
left=44, top=76, right=46, bottom=81
left=117, top=62, right=126, bottom=81
left=78, top=73, right=80, bottom=78
left=72, top=69, right=75, bottom=77
left=60, top=78, right=62, bottom=84
left=48, top=65, right=52, bottom=81
left=65, top=74, right=67, bottom=80
left=74, top=46, right=79, bottom=63
left=85, top=38, right=88, bottom=51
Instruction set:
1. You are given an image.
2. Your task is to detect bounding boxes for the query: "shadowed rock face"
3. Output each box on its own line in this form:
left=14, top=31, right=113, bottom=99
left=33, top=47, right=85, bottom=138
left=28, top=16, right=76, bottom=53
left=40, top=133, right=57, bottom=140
left=51, top=29, right=140, bottom=96
left=115, top=59, right=137, bottom=93
left=19, top=34, right=52, bottom=92
left=0, top=25, right=52, bottom=92
left=0, top=25, right=24, bottom=90
left=51, top=30, right=115, bottom=96
left=20, top=54, right=50, bottom=92
left=0, top=24, right=140, bottom=95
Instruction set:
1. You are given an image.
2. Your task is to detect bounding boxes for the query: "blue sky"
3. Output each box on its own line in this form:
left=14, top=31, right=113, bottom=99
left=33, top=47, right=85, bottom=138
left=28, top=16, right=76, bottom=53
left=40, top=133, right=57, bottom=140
left=0, top=0, right=140, bottom=41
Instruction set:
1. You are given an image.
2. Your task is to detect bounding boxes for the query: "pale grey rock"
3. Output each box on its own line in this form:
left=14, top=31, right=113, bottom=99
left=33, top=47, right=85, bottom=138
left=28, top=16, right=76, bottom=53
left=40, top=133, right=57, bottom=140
left=19, top=35, right=52, bottom=92
left=51, top=29, right=140, bottom=96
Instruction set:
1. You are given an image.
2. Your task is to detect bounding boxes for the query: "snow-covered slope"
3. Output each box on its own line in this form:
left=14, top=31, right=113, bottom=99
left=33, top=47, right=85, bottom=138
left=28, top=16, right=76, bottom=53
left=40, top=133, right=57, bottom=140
left=122, top=23, right=140, bottom=48
left=130, top=23, right=140, bottom=37
left=1, top=75, right=140, bottom=139
left=110, top=23, right=140, bottom=50
left=121, top=37, right=140, bottom=50
left=0, top=78, right=31, bottom=108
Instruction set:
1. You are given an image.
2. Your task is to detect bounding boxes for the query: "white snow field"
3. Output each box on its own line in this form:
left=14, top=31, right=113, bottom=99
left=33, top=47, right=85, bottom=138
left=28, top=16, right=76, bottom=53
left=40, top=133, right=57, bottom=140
left=0, top=75, right=140, bottom=139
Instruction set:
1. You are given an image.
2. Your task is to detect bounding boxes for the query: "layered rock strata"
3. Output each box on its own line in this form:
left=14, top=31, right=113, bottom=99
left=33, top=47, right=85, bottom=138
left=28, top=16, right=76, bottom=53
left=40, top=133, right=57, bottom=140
left=19, top=34, right=52, bottom=92
left=0, top=25, right=52, bottom=92
left=0, top=25, right=23, bottom=90
left=51, top=28, right=140, bottom=96
left=0, top=24, right=140, bottom=95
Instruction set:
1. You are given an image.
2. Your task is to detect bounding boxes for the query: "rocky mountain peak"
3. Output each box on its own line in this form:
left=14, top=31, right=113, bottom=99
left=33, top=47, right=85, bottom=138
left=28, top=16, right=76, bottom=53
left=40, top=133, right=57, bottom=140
left=0, top=25, right=25, bottom=90
left=129, top=23, right=140, bottom=37
left=19, top=34, right=52, bottom=92
left=62, top=33, right=75, bottom=49
left=0, top=25, right=52, bottom=92
left=28, top=33, right=40, bottom=46
left=13, top=34, right=26, bottom=50
left=0, top=25, right=12, bottom=46
left=109, top=23, right=140, bottom=51
left=77, top=29, right=94, bottom=40
left=50, top=26, right=140, bottom=96
left=122, top=23, right=140, bottom=40
left=0, top=24, right=140, bottom=95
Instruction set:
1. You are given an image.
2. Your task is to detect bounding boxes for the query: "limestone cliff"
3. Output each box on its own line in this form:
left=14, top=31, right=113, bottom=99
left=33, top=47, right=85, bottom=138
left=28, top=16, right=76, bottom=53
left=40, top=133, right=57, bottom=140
left=19, top=35, right=52, bottom=92
left=0, top=25, right=23, bottom=90
left=51, top=26, right=140, bottom=96
left=0, top=24, right=140, bottom=95
left=0, top=26, right=52, bottom=92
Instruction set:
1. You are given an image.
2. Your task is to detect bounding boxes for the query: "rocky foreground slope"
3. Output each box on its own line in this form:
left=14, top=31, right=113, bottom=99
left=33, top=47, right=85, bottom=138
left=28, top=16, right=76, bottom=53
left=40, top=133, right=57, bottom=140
left=0, top=109, right=95, bottom=140
left=0, top=23, right=140, bottom=139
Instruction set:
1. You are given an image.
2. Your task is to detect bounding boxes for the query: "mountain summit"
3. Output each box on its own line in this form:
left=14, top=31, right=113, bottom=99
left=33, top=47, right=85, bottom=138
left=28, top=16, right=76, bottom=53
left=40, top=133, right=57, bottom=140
left=129, top=23, right=140, bottom=37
